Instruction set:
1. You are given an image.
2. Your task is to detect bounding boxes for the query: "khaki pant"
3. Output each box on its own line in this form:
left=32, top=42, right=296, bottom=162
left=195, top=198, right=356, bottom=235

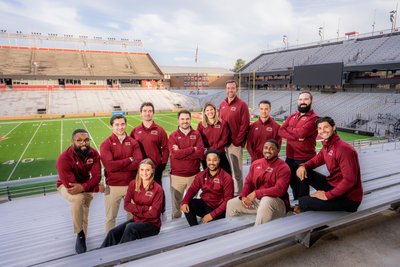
left=226, top=144, right=243, bottom=195
left=104, top=185, right=133, bottom=233
left=58, top=184, right=93, bottom=235
left=226, top=196, right=286, bottom=225
left=170, top=174, right=195, bottom=219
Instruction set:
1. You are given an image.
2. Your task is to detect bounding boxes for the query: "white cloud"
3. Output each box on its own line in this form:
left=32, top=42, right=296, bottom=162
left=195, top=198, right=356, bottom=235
left=0, top=0, right=398, bottom=68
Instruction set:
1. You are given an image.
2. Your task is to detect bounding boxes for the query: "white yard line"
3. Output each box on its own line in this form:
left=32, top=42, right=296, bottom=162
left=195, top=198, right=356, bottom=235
left=80, top=119, right=99, bottom=151
left=2, top=122, right=22, bottom=137
left=7, top=121, right=43, bottom=181
left=97, top=118, right=110, bottom=129
left=60, top=120, right=64, bottom=154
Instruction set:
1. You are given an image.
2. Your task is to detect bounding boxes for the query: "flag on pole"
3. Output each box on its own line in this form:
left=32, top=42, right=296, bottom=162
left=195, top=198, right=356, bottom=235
left=195, top=45, right=198, bottom=63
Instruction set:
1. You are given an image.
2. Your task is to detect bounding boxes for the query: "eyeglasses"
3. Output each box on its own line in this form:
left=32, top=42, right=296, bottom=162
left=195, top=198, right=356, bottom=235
left=74, top=138, right=91, bottom=144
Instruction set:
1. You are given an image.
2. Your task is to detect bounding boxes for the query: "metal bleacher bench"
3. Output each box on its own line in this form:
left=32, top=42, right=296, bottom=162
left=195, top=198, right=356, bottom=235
left=37, top=151, right=400, bottom=267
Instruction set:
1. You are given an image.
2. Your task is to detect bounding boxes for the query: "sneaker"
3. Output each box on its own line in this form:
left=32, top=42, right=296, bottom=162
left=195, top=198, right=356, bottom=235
left=75, top=231, right=87, bottom=254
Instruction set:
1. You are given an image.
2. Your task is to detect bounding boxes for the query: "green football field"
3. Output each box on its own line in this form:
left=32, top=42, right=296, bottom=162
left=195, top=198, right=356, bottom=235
left=0, top=113, right=372, bottom=182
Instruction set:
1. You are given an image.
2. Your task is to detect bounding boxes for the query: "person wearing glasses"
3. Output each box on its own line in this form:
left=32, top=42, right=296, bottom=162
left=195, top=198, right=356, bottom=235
left=100, top=114, right=144, bottom=233
left=56, top=129, right=104, bottom=254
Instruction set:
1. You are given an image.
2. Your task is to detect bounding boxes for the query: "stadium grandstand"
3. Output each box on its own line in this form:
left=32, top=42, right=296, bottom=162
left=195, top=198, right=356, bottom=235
left=235, top=29, right=400, bottom=137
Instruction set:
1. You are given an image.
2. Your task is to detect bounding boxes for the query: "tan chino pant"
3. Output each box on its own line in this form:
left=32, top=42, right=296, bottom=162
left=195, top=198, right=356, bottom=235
left=226, top=196, right=286, bottom=225
left=170, top=174, right=195, bottom=219
left=104, top=185, right=132, bottom=233
left=58, top=184, right=93, bottom=235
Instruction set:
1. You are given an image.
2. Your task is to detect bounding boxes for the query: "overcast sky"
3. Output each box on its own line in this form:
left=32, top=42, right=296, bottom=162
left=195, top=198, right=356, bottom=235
left=0, top=0, right=398, bottom=69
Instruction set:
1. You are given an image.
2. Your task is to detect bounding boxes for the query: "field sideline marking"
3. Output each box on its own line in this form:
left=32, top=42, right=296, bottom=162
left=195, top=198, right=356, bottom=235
left=60, top=120, right=63, bottom=154
left=7, top=121, right=43, bottom=181
left=1, top=122, right=22, bottom=137
left=80, top=119, right=99, bottom=151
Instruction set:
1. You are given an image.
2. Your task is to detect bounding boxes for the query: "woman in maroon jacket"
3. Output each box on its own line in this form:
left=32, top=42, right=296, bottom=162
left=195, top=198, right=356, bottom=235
left=197, top=102, right=231, bottom=175
left=101, top=159, right=163, bottom=247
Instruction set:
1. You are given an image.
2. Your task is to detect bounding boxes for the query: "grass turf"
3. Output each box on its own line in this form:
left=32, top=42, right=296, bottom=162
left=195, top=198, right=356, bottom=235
left=0, top=113, right=372, bottom=182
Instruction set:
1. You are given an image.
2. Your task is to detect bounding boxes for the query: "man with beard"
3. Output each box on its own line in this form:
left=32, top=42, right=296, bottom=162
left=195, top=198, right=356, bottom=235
left=180, top=149, right=234, bottom=226
left=247, top=100, right=282, bottom=162
left=56, top=129, right=104, bottom=254
left=278, top=91, right=318, bottom=201
left=130, top=102, right=169, bottom=213
left=101, top=114, right=144, bottom=233
left=296, top=117, right=363, bottom=212
left=168, top=110, right=205, bottom=219
left=225, top=140, right=290, bottom=225
left=219, top=80, right=250, bottom=196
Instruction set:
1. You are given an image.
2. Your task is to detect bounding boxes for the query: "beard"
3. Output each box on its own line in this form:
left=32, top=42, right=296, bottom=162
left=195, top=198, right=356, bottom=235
left=74, top=145, right=90, bottom=158
left=297, top=104, right=311, bottom=113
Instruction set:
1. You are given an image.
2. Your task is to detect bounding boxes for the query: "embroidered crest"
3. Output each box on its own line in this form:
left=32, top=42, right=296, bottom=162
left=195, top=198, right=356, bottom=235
left=230, top=107, right=237, bottom=111
left=301, top=117, right=307, bottom=120
left=256, top=166, right=262, bottom=169
left=112, top=142, right=117, bottom=145
left=328, top=150, right=334, bottom=156
left=255, top=127, right=259, bottom=131
left=215, top=125, right=221, bottom=129
left=266, top=127, right=273, bottom=132
left=266, top=167, right=273, bottom=172
left=178, top=136, right=182, bottom=139
left=125, top=142, right=131, bottom=146
left=145, top=191, right=153, bottom=197
left=138, top=130, right=142, bottom=134
left=190, top=135, right=197, bottom=140
left=213, top=178, right=220, bottom=184
left=151, top=130, right=158, bottom=135
left=86, top=158, right=94, bottom=164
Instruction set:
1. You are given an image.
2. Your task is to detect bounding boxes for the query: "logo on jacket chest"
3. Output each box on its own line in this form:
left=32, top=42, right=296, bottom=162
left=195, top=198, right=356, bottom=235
left=213, top=178, right=220, bottom=184
left=266, top=167, right=273, bottom=172
left=145, top=191, right=153, bottom=197
left=266, top=127, right=273, bottom=132
left=230, top=107, right=237, bottom=112
left=86, top=158, right=94, bottom=165
left=190, top=135, right=197, bottom=140
left=328, top=150, right=334, bottom=156
left=125, top=142, right=131, bottom=146
left=214, top=124, right=221, bottom=129
left=151, top=130, right=158, bottom=135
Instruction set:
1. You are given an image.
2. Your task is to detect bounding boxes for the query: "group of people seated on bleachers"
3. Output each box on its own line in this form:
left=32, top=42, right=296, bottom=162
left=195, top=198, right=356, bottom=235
left=56, top=80, right=363, bottom=254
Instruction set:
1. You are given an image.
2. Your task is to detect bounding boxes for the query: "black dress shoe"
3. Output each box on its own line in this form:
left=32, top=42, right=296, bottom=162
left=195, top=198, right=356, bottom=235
left=75, top=231, right=87, bottom=254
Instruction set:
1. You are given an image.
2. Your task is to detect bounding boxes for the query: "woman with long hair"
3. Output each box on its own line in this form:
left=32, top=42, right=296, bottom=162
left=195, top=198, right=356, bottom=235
left=101, top=158, right=163, bottom=247
left=197, top=102, right=231, bottom=175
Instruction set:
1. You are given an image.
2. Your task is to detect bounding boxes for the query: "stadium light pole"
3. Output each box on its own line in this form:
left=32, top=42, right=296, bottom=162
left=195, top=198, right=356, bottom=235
left=318, top=27, right=324, bottom=41
left=390, top=7, right=397, bottom=32
left=283, top=35, right=288, bottom=49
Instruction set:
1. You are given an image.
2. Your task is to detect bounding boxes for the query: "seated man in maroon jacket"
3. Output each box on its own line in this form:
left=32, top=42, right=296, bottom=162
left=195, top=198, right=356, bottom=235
left=296, top=117, right=363, bottom=212
left=226, top=140, right=290, bottom=225
left=56, top=129, right=104, bottom=254
left=180, top=149, right=234, bottom=226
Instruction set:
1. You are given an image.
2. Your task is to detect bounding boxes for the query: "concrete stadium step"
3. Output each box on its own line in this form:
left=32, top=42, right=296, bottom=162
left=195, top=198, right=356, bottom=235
left=120, top=183, right=400, bottom=267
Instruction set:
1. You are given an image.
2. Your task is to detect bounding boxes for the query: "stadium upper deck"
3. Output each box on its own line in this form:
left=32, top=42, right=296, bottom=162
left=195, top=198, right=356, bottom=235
left=239, top=29, right=400, bottom=91
left=0, top=45, right=164, bottom=91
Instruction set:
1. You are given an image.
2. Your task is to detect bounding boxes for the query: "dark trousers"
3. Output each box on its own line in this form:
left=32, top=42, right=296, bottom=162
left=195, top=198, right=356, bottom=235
left=298, top=170, right=360, bottom=212
left=154, top=165, right=166, bottom=213
left=201, top=152, right=231, bottom=175
left=285, top=158, right=307, bottom=200
left=184, top=199, right=225, bottom=226
left=101, top=219, right=160, bottom=248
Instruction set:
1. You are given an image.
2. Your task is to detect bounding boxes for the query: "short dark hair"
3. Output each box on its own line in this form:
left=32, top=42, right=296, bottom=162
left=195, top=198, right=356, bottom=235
left=72, top=129, right=88, bottom=139
left=299, top=90, right=313, bottom=100
left=265, top=139, right=279, bottom=150
left=315, top=116, right=335, bottom=128
left=225, top=80, right=237, bottom=86
left=205, top=149, right=221, bottom=159
left=177, top=109, right=191, bottom=118
left=140, top=102, right=155, bottom=113
left=258, top=100, right=271, bottom=107
left=110, top=114, right=126, bottom=125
